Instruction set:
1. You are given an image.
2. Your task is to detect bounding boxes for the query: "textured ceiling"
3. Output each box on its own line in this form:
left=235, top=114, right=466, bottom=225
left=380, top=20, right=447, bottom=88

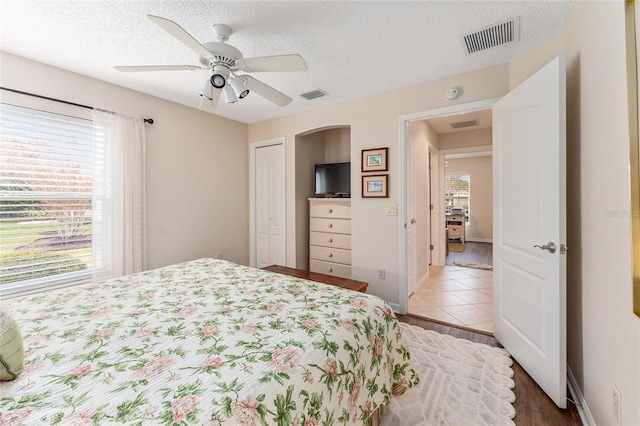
left=0, top=1, right=572, bottom=124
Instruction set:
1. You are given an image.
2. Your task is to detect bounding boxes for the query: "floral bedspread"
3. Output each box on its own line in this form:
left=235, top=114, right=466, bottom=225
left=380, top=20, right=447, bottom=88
left=0, top=258, right=418, bottom=425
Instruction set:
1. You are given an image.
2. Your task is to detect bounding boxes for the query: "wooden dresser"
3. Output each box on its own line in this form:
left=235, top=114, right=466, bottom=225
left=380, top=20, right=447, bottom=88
left=263, top=265, right=368, bottom=293
left=308, top=198, right=352, bottom=279
left=446, top=213, right=466, bottom=243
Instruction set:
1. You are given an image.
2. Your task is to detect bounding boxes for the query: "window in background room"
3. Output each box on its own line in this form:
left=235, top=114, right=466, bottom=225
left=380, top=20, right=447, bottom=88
left=0, top=103, right=95, bottom=294
left=444, top=173, right=470, bottom=222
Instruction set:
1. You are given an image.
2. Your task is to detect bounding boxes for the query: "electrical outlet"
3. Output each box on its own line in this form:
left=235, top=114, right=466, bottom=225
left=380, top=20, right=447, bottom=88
left=613, top=385, right=622, bottom=424
left=377, top=268, right=385, bottom=279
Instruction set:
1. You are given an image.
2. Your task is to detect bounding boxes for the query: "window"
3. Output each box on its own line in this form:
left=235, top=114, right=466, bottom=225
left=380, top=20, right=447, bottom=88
left=445, top=173, right=470, bottom=221
left=0, top=103, right=95, bottom=294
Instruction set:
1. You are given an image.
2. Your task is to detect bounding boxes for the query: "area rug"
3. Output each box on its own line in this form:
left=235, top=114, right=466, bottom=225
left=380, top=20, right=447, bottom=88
left=449, top=242, right=466, bottom=252
left=453, top=261, right=494, bottom=270
left=382, top=323, right=516, bottom=426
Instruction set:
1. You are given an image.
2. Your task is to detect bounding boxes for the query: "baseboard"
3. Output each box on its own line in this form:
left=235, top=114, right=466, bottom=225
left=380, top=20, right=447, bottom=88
left=415, top=273, right=429, bottom=291
left=567, top=366, right=595, bottom=426
left=465, top=237, right=493, bottom=243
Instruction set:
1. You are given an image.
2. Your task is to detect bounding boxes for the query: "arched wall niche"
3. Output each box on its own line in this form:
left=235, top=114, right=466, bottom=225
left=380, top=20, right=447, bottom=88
left=294, top=125, right=351, bottom=269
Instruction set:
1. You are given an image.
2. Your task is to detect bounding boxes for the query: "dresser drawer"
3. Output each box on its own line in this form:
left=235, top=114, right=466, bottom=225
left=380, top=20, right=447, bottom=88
left=448, top=226, right=463, bottom=238
left=310, top=232, right=351, bottom=250
left=447, top=215, right=465, bottom=222
left=309, top=260, right=352, bottom=279
left=310, top=245, right=351, bottom=265
left=310, top=217, right=351, bottom=234
left=310, top=204, right=351, bottom=219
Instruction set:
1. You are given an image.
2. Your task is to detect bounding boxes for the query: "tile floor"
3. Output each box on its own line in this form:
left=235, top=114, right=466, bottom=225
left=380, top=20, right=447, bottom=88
left=408, top=264, right=493, bottom=334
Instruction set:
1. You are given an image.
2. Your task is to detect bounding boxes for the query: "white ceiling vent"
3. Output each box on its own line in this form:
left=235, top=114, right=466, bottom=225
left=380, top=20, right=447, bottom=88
left=300, top=89, right=328, bottom=100
left=450, top=119, right=480, bottom=129
left=461, top=17, right=520, bottom=55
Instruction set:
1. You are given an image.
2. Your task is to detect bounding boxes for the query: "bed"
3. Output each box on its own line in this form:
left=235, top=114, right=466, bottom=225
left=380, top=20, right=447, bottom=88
left=0, top=258, right=418, bottom=425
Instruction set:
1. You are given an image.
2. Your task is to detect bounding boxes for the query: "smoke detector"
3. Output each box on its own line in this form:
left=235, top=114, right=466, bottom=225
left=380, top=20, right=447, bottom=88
left=445, top=87, right=461, bottom=101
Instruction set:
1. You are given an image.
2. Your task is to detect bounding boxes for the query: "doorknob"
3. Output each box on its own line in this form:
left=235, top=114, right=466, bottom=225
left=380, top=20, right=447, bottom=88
left=410, top=219, right=416, bottom=224
left=534, top=242, right=556, bottom=253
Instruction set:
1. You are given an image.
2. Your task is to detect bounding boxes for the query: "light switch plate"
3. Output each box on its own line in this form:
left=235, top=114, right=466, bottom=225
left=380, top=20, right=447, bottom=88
left=385, top=204, right=397, bottom=216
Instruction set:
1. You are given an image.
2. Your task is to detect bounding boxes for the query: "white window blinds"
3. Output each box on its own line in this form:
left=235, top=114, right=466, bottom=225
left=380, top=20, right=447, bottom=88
left=0, top=103, right=94, bottom=292
left=445, top=173, right=470, bottom=219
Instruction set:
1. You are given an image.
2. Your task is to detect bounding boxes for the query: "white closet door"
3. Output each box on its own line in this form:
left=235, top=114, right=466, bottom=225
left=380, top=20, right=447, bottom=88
left=255, top=143, right=285, bottom=268
left=267, top=144, right=285, bottom=266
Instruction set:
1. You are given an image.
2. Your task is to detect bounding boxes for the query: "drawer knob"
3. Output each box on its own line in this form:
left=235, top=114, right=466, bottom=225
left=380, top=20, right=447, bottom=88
left=328, top=224, right=333, bottom=228
left=329, top=238, right=333, bottom=243
left=329, top=268, right=333, bottom=272
left=328, top=209, right=333, bottom=213
left=329, top=253, right=333, bottom=258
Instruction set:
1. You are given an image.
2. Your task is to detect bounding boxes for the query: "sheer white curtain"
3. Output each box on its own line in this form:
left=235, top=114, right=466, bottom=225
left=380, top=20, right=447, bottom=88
left=92, top=110, right=147, bottom=281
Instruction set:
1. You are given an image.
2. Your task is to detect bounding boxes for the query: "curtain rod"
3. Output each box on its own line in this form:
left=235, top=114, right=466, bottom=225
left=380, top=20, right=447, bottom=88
left=0, top=87, right=154, bottom=124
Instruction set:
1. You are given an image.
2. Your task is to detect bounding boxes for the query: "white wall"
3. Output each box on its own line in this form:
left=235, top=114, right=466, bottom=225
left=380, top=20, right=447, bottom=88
left=323, top=127, right=351, bottom=163
left=0, top=52, right=250, bottom=270
left=248, top=64, right=511, bottom=304
left=440, top=128, right=492, bottom=150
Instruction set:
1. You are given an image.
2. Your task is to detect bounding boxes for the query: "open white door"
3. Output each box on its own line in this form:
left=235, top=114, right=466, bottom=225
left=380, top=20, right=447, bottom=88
left=406, top=130, right=417, bottom=296
left=493, top=56, right=567, bottom=408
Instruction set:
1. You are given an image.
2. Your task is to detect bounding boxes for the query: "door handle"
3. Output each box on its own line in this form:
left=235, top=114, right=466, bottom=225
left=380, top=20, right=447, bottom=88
left=410, top=219, right=417, bottom=224
left=534, top=242, right=556, bottom=253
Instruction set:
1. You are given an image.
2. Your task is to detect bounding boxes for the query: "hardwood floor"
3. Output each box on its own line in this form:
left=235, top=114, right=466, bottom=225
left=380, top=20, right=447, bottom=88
left=446, top=241, right=493, bottom=265
left=397, top=314, right=582, bottom=426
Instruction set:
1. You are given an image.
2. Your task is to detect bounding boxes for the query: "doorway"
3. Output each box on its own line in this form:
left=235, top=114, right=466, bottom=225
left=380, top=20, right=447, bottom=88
left=398, top=98, right=499, bottom=333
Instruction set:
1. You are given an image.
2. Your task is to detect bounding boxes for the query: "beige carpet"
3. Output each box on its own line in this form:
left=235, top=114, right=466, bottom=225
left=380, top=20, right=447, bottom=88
left=449, top=242, right=466, bottom=252
left=382, top=323, right=515, bottom=426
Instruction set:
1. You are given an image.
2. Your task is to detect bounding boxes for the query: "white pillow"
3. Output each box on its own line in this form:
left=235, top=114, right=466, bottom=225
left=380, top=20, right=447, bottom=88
left=0, top=304, right=24, bottom=381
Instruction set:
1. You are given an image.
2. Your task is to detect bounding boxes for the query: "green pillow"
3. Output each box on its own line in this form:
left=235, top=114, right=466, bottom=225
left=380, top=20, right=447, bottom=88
left=0, top=304, right=24, bottom=381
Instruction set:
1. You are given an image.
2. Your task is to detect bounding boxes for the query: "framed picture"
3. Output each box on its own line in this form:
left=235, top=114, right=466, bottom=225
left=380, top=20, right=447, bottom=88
left=362, top=147, right=388, bottom=172
left=362, top=174, right=389, bottom=198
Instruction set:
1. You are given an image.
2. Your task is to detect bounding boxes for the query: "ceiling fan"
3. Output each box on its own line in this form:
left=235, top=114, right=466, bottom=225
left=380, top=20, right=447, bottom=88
left=114, top=15, right=308, bottom=110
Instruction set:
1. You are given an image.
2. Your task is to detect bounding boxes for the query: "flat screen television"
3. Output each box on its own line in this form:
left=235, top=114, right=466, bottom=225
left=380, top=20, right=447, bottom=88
left=315, top=162, right=351, bottom=197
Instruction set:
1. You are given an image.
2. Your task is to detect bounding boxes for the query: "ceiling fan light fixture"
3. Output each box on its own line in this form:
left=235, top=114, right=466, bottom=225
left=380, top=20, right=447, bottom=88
left=200, top=79, right=214, bottom=100
left=211, top=73, right=226, bottom=89
left=229, top=77, right=249, bottom=99
left=211, top=65, right=229, bottom=89
left=223, top=85, right=238, bottom=104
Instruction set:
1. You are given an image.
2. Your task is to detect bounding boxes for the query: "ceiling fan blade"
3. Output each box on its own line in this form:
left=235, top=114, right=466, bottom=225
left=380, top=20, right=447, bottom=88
left=199, top=88, right=222, bottom=111
left=147, top=15, right=215, bottom=62
left=114, top=65, right=205, bottom=72
left=241, top=76, right=292, bottom=107
left=237, top=54, right=308, bottom=73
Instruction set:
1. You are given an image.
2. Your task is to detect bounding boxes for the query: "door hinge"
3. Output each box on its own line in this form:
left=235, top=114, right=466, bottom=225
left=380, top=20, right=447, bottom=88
left=430, top=244, right=434, bottom=250
left=560, top=244, right=568, bottom=254
left=430, top=204, right=433, bottom=210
